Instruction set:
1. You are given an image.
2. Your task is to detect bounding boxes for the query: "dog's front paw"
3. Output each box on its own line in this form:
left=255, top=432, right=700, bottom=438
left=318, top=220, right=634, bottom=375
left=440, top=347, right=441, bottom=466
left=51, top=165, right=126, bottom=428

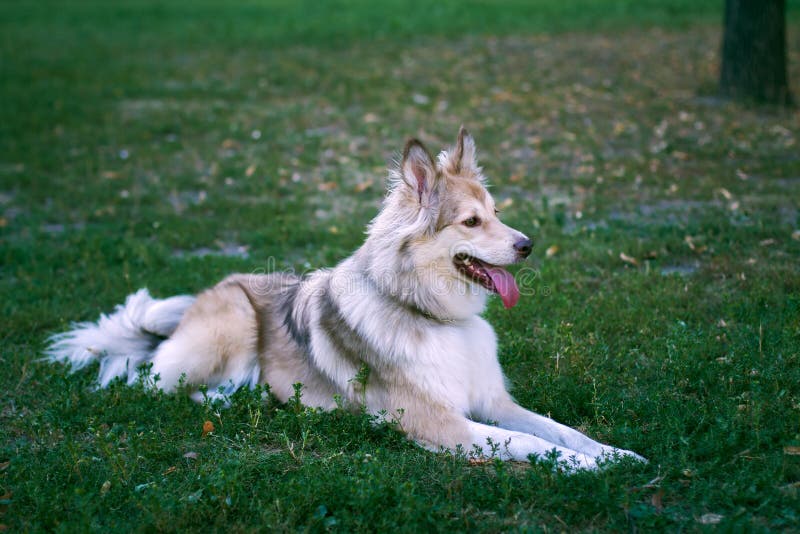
left=561, top=453, right=599, bottom=471
left=599, top=446, right=647, bottom=465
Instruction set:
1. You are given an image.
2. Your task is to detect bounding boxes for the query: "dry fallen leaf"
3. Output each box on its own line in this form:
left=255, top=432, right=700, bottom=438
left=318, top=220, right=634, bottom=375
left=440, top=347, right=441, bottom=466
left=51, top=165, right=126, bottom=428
left=0, top=461, right=8, bottom=471
left=100, top=480, right=111, bottom=495
left=492, top=90, right=515, bottom=103
left=759, top=238, right=776, bottom=247
left=620, top=252, right=638, bottom=266
left=717, top=187, right=733, bottom=200
left=354, top=179, right=374, bottom=193
left=650, top=489, right=664, bottom=512
left=183, top=451, right=199, bottom=460
left=221, top=139, right=239, bottom=150
left=780, top=481, right=800, bottom=493
left=317, top=181, right=337, bottom=192
left=546, top=245, right=559, bottom=258
left=697, top=513, right=724, bottom=525
left=245, top=164, right=257, bottom=177
left=784, top=446, right=800, bottom=456
left=684, top=235, right=707, bottom=253
left=163, top=466, right=177, bottom=475
left=202, top=420, right=214, bottom=437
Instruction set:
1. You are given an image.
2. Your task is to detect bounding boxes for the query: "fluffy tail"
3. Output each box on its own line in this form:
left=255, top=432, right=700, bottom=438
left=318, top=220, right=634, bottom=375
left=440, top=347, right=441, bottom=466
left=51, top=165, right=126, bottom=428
left=45, top=289, right=196, bottom=387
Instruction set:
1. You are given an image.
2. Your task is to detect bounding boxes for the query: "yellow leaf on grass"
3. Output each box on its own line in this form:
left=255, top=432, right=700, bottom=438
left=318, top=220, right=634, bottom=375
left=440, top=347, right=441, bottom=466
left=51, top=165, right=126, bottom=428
left=620, top=252, right=638, bottom=266
left=497, top=198, right=514, bottom=210
left=650, top=490, right=664, bottom=512
left=202, top=421, right=214, bottom=437
left=318, top=182, right=337, bottom=192
left=354, top=179, right=374, bottom=193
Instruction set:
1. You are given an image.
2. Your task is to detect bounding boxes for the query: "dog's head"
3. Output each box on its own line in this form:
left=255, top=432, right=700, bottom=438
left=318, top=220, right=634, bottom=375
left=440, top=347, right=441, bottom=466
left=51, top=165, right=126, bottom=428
left=365, top=127, right=532, bottom=319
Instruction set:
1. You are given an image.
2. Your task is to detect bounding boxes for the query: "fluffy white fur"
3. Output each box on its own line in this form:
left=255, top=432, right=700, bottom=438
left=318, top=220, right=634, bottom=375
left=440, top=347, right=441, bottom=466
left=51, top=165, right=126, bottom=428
left=46, top=128, right=645, bottom=470
left=46, top=289, right=196, bottom=387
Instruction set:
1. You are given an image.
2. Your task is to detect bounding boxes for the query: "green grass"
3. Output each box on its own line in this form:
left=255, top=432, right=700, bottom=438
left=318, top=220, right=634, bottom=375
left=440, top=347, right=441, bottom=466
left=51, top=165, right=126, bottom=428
left=3, top=0, right=800, bottom=531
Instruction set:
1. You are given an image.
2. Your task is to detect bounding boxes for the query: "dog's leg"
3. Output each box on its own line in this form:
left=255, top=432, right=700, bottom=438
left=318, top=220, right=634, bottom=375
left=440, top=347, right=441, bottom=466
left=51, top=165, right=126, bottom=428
left=481, top=398, right=645, bottom=463
left=148, top=281, right=260, bottom=396
left=398, top=402, right=599, bottom=469
left=463, top=420, right=599, bottom=469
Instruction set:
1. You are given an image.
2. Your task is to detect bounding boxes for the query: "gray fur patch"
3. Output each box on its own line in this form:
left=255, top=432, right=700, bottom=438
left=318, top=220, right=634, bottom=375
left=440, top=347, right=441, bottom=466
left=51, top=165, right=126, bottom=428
left=280, top=280, right=310, bottom=351
left=318, top=286, right=372, bottom=365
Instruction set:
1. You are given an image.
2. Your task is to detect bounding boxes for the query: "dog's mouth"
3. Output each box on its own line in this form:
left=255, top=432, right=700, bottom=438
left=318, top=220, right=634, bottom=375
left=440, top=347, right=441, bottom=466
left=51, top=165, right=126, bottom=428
left=453, top=254, right=520, bottom=309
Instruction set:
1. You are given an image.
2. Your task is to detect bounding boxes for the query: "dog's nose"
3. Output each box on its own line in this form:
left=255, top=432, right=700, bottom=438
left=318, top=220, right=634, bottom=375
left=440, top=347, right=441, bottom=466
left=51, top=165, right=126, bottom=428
left=514, top=238, right=533, bottom=258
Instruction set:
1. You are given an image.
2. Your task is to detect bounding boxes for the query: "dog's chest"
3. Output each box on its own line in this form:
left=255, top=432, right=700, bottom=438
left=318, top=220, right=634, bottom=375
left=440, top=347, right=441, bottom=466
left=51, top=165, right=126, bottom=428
left=360, top=316, right=504, bottom=414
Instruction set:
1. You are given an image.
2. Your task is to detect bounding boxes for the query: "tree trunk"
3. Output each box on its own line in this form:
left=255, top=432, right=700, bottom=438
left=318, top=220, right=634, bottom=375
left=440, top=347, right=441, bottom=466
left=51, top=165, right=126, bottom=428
left=720, top=0, right=792, bottom=105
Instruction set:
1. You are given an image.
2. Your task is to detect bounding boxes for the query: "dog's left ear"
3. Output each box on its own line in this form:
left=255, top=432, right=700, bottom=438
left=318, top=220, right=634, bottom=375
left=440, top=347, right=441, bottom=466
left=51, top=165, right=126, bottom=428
left=440, top=125, right=478, bottom=176
left=401, top=138, right=440, bottom=207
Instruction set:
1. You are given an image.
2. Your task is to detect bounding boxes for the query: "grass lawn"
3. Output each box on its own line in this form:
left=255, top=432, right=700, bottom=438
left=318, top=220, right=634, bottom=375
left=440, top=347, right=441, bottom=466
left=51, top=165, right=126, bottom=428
left=2, top=0, right=800, bottom=530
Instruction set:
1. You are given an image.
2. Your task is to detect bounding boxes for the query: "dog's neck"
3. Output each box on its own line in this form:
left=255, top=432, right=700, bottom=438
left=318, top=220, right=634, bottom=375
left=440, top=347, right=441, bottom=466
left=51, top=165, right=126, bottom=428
left=346, top=238, right=488, bottom=323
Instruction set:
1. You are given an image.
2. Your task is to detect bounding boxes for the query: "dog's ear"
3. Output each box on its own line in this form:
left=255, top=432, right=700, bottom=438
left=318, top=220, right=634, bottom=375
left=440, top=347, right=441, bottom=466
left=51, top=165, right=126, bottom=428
left=440, top=125, right=478, bottom=176
left=401, top=138, right=439, bottom=206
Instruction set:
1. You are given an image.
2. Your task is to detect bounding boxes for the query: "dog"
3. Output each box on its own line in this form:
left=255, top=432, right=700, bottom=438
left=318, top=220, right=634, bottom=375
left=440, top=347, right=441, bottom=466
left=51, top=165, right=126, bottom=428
left=47, top=127, right=644, bottom=469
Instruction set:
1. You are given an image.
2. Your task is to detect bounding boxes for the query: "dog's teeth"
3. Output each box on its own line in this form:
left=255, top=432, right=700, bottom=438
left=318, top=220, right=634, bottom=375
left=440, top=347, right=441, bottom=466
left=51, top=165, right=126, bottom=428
left=463, top=258, right=471, bottom=265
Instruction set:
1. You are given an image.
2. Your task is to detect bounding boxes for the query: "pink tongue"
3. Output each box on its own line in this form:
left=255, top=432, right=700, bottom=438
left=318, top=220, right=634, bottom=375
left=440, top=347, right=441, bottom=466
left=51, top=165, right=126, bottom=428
left=485, top=266, right=520, bottom=309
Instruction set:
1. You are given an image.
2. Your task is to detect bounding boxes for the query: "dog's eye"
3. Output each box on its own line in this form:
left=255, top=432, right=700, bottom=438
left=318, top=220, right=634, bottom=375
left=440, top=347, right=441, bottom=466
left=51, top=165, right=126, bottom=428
left=463, top=216, right=481, bottom=228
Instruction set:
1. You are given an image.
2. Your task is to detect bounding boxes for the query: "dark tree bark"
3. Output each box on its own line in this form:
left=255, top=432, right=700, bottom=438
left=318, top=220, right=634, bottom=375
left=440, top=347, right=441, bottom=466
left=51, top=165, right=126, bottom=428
left=720, top=0, right=792, bottom=105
